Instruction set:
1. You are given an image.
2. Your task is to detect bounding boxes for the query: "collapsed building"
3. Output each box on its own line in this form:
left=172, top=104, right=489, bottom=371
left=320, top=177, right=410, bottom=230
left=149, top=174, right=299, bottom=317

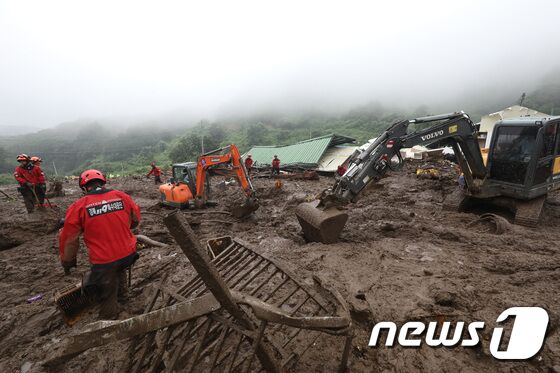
left=244, top=134, right=357, bottom=173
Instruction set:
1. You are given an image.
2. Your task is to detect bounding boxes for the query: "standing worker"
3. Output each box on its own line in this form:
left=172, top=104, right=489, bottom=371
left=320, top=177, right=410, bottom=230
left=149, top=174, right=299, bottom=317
left=147, top=162, right=162, bottom=184
left=271, top=155, right=281, bottom=175
left=59, top=169, right=141, bottom=319
left=13, top=154, right=44, bottom=212
left=244, top=154, right=253, bottom=175
left=30, top=156, right=47, bottom=203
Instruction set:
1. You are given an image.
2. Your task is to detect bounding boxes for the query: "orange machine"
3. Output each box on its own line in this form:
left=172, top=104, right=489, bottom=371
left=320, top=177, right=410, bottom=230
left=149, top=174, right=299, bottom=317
left=159, top=144, right=259, bottom=217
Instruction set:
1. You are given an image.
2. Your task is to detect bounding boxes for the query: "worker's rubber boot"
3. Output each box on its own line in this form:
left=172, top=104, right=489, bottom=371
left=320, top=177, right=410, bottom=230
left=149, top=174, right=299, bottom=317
left=98, top=271, right=120, bottom=320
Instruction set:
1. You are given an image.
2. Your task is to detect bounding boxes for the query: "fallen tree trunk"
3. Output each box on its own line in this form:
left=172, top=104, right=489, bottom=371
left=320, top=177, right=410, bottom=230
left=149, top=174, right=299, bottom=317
left=136, top=234, right=169, bottom=248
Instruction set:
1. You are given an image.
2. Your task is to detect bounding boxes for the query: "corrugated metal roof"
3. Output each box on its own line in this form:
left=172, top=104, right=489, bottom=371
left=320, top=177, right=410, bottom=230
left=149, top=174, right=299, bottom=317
left=246, top=134, right=355, bottom=169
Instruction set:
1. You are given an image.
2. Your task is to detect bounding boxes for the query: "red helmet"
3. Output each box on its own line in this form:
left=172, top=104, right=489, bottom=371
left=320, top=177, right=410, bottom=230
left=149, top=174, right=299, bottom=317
left=79, top=169, right=106, bottom=188
left=17, top=154, right=30, bottom=162
left=30, top=156, right=42, bottom=163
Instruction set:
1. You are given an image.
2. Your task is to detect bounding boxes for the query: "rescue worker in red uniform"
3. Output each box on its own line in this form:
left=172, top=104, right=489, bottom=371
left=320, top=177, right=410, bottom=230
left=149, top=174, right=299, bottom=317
left=147, top=162, right=162, bottom=184
left=59, top=169, right=141, bottom=319
left=271, top=155, right=281, bottom=175
left=14, top=154, right=45, bottom=212
left=30, top=155, right=42, bottom=167
left=30, top=155, right=47, bottom=201
left=244, top=154, right=253, bottom=175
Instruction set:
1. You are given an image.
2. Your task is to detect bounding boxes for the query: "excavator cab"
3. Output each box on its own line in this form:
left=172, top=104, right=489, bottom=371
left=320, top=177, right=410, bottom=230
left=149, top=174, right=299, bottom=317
left=487, top=118, right=560, bottom=195
left=488, top=125, right=539, bottom=185
left=171, top=162, right=195, bottom=185
left=159, top=162, right=200, bottom=209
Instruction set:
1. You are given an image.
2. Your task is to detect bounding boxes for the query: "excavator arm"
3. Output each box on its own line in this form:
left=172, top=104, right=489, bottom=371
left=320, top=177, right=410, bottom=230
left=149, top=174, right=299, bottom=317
left=296, top=112, right=487, bottom=243
left=195, top=144, right=258, bottom=217
left=329, top=112, right=485, bottom=205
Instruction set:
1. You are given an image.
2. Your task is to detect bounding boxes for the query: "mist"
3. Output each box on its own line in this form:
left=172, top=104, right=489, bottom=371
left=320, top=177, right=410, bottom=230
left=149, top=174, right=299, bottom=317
left=1, top=0, right=559, bottom=135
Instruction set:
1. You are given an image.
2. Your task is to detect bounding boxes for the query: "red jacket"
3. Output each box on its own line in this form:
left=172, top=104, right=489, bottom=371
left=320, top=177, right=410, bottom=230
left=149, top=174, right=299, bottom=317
left=272, top=158, right=280, bottom=169
left=59, top=189, right=141, bottom=264
left=33, top=165, right=45, bottom=184
left=14, top=165, right=40, bottom=185
left=147, top=166, right=161, bottom=177
left=244, top=158, right=253, bottom=169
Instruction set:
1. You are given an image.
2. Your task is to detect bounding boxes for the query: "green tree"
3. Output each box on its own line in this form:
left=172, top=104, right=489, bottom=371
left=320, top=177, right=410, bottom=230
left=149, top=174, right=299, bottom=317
left=169, top=134, right=204, bottom=162
left=246, top=122, right=269, bottom=147
left=0, top=146, right=9, bottom=173
left=207, top=124, right=225, bottom=145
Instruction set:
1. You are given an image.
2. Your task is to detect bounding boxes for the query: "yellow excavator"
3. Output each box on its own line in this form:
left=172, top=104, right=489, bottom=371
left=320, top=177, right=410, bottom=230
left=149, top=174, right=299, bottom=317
left=296, top=112, right=560, bottom=243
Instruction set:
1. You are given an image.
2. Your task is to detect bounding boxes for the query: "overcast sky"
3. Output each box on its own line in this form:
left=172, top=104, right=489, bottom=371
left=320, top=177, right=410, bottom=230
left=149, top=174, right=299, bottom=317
left=0, top=0, right=559, bottom=133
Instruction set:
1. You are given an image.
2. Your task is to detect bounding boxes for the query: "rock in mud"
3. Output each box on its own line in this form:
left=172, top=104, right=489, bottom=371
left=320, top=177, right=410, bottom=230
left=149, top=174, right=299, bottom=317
left=349, top=296, right=373, bottom=324
left=433, top=290, right=456, bottom=307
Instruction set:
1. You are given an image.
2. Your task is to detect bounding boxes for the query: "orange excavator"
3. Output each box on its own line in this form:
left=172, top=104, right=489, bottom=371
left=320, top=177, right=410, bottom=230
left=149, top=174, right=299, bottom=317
left=159, top=144, right=259, bottom=218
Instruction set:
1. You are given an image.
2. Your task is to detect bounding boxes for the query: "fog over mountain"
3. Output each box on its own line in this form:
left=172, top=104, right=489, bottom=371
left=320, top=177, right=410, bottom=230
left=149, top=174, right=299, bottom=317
left=1, top=0, right=559, bottom=135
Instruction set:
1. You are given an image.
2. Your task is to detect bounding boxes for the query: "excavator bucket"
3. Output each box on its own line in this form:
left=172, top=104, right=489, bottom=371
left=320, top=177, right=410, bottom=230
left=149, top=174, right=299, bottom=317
left=295, top=200, right=349, bottom=243
left=230, top=197, right=259, bottom=218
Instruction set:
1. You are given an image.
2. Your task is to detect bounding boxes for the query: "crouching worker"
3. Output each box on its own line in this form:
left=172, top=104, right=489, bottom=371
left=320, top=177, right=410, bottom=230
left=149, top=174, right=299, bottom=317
left=59, top=169, right=141, bottom=319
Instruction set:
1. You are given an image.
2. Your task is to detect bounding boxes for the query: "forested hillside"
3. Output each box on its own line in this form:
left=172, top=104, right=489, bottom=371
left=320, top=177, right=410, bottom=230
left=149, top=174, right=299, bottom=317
left=1, top=79, right=559, bottom=183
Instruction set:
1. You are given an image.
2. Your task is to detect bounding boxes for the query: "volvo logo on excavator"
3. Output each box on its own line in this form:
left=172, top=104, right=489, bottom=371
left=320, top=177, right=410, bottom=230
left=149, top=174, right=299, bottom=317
left=420, top=130, right=444, bottom=142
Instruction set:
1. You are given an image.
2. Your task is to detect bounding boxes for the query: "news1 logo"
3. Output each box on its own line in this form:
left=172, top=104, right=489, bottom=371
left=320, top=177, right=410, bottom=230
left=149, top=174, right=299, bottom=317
left=368, top=307, right=549, bottom=360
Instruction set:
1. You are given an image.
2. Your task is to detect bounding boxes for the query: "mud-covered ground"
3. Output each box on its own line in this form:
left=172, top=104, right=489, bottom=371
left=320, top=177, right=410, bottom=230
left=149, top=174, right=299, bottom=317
left=1, top=162, right=559, bottom=372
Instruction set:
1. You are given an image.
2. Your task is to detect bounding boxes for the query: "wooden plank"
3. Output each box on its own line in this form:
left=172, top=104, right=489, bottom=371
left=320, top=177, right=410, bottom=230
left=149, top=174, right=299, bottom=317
left=44, top=293, right=220, bottom=367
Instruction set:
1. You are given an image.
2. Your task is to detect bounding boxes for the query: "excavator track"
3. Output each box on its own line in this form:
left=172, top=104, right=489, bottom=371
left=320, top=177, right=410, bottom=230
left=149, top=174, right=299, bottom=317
left=514, top=195, right=546, bottom=227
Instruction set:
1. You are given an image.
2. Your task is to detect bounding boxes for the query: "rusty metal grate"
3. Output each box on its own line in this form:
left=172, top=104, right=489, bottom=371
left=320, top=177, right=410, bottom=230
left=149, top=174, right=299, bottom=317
left=126, top=232, right=352, bottom=373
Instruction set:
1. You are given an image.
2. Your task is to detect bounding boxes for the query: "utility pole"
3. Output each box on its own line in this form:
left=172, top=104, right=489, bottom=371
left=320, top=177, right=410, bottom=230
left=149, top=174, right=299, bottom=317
left=52, top=161, right=58, bottom=176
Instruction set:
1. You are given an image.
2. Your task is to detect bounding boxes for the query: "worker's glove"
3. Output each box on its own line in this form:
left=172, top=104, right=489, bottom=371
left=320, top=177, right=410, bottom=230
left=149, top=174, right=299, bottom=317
left=25, top=182, right=34, bottom=188
left=61, top=258, right=77, bottom=275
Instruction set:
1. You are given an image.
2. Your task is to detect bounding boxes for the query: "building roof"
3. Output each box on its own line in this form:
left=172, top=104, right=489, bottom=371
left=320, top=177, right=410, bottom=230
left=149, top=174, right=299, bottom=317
left=316, top=145, right=358, bottom=172
left=478, top=105, right=550, bottom=148
left=479, top=105, right=549, bottom=133
left=246, top=134, right=356, bottom=169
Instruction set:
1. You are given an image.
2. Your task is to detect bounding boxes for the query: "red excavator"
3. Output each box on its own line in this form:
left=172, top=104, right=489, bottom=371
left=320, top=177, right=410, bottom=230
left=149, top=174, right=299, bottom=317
left=159, top=144, right=258, bottom=218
